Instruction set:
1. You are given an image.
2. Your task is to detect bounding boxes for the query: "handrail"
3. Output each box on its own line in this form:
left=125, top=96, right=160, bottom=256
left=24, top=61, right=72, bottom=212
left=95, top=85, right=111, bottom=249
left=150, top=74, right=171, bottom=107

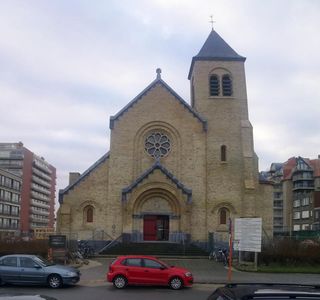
left=98, top=234, right=123, bottom=254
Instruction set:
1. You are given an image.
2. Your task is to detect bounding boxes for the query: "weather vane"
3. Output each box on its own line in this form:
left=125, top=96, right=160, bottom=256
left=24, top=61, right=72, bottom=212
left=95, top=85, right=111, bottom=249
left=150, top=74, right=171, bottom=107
left=209, top=15, right=215, bottom=30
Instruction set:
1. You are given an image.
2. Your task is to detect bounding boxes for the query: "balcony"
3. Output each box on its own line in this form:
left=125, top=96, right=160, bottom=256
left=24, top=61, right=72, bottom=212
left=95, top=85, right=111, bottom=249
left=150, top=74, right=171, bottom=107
left=292, top=181, right=314, bottom=191
left=31, top=199, right=50, bottom=209
left=31, top=191, right=50, bottom=202
left=30, top=207, right=50, bottom=216
left=32, top=176, right=51, bottom=188
left=32, top=168, right=52, bottom=181
left=29, top=215, right=49, bottom=224
left=31, top=183, right=51, bottom=196
left=33, top=160, right=52, bottom=175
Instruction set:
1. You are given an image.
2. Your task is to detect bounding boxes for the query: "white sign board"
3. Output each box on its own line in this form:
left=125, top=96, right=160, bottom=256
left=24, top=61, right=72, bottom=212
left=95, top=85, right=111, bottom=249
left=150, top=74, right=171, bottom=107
left=233, top=218, right=262, bottom=252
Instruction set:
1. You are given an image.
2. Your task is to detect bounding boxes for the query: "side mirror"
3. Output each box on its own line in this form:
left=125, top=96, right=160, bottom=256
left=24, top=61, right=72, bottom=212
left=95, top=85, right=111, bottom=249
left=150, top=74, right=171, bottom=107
left=160, top=266, right=166, bottom=270
left=34, top=265, right=41, bottom=269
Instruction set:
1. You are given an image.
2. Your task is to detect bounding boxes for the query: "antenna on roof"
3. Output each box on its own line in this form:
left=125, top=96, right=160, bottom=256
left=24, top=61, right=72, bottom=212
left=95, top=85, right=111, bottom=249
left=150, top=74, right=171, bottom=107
left=209, top=15, right=215, bottom=30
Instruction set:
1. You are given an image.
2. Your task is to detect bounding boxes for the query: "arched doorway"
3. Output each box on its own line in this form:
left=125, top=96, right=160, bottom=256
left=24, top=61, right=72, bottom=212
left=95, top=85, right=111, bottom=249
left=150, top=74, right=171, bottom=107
left=132, top=189, right=181, bottom=242
left=143, top=215, right=169, bottom=241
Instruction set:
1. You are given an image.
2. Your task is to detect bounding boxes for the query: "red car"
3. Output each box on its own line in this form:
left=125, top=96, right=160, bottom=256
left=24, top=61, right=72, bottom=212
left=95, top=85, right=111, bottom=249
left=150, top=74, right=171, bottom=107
left=107, top=255, right=193, bottom=290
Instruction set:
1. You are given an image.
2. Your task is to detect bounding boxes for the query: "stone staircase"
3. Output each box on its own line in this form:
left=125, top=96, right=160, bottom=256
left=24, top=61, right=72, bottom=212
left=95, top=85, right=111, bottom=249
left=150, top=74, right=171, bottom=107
left=99, top=242, right=209, bottom=257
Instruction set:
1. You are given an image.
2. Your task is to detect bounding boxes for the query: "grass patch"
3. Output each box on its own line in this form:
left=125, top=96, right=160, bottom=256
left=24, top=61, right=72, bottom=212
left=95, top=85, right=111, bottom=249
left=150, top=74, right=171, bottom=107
left=234, top=263, right=320, bottom=274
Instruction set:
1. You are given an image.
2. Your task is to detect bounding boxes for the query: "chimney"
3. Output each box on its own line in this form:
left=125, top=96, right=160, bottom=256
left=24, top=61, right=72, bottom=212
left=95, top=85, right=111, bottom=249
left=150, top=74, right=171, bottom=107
left=69, top=172, right=81, bottom=185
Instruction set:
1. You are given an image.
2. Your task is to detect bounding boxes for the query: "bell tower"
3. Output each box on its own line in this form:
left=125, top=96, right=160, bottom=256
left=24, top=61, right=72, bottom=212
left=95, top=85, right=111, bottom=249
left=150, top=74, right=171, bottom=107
left=189, top=29, right=260, bottom=218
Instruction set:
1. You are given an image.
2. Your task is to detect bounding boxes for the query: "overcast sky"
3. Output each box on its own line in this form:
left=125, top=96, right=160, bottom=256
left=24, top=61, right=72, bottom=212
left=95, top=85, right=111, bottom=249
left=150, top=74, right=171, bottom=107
left=1, top=0, right=320, bottom=209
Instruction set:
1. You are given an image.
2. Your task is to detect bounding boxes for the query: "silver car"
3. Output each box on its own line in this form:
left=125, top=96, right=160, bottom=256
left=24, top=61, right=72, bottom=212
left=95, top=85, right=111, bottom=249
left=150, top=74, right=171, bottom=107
left=0, top=254, right=80, bottom=288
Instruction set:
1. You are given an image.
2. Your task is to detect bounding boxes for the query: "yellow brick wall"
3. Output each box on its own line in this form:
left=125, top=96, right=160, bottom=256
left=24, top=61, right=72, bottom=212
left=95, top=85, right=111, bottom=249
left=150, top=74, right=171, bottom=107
left=57, top=60, right=273, bottom=243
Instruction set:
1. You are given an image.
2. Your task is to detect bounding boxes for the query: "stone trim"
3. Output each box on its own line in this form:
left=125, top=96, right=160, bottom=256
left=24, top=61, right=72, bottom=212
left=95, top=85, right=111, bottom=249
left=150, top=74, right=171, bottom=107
left=122, top=160, right=192, bottom=203
left=109, top=78, right=207, bottom=131
left=58, top=152, right=110, bottom=204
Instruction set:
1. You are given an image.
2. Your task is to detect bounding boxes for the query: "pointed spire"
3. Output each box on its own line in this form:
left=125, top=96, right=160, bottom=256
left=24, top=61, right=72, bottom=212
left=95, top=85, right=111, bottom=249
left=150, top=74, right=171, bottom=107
left=196, top=30, right=245, bottom=60
left=188, top=30, right=246, bottom=79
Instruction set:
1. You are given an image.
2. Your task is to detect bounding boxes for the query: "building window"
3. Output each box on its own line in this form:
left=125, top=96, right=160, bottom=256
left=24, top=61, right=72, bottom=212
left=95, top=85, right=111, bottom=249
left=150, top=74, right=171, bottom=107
left=145, top=132, right=171, bottom=159
left=209, top=75, right=219, bottom=96
left=220, top=145, right=227, bottom=162
left=301, top=224, right=310, bottom=230
left=86, top=206, right=93, bottom=223
left=301, top=210, right=309, bottom=219
left=293, top=199, right=300, bottom=208
left=293, top=211, right=300, bottom=219
left=219, top=208, right=228, bottom=225
left=222, top=74, right=232, bottom=96
left=293, top=224, right=300, bottom=231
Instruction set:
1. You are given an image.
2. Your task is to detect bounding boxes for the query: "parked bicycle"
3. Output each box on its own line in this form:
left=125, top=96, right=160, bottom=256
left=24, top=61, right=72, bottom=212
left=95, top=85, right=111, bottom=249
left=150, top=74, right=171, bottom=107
left=67, top=250, right=89, bottom=265
left=209, top=248, right=228, bottom=266
left=78, top=240, right=95, bottom=258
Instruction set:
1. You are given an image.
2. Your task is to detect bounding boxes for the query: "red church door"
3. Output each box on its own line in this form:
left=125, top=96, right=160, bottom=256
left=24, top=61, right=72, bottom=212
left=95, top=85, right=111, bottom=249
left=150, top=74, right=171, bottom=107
left=143, top=215, right=157, bottom=241
left=143, top=215, right=169, bottom=241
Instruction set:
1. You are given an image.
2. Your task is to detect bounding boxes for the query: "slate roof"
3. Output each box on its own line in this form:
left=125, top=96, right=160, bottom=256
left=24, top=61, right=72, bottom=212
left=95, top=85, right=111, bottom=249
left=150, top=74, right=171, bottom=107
left=109, top=76, right=207, bottom=131
left=59, top=152, right=109, bottom=204
left=188, top=29, right=246, bottom=79
left=122, top=160, right=192, bottom=203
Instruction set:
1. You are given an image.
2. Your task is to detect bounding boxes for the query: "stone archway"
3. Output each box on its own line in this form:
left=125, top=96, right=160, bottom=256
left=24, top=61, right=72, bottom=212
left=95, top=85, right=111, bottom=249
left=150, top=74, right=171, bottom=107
left=131, top=188, right=181, bottom=242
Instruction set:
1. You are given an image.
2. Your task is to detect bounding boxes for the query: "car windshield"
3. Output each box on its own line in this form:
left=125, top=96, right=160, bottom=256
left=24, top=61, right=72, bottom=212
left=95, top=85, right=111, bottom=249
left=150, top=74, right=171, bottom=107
left=34, top=255, right=55, bottom=266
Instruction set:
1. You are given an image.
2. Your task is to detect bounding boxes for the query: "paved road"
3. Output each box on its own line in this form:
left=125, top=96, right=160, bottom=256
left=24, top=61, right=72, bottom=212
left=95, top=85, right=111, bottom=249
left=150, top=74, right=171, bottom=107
left=0, top=284, right=217, bottom=300
left=79, top=257, right=320, bottom=286
left=1, top=258, right=319, bottom=300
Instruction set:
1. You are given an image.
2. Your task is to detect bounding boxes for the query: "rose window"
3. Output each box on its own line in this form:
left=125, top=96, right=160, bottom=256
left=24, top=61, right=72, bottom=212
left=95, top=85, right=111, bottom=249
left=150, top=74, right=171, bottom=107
left=145, top=132, right=171, bottom=159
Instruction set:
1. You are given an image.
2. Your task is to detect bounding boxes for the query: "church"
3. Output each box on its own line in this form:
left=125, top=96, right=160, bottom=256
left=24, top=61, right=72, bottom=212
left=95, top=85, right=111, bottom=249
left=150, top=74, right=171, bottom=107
left=56, top=30, right=273, bottom=247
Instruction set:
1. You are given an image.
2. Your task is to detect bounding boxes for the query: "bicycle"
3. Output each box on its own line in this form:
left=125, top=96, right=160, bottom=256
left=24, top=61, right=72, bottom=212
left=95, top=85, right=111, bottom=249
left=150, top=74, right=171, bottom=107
left=209, top=248, right=228, bottom=266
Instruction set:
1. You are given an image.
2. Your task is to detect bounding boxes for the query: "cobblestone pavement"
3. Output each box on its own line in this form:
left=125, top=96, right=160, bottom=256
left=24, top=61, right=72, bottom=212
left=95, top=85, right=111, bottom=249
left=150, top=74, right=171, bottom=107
left=78, top=257, right=320, bottom=287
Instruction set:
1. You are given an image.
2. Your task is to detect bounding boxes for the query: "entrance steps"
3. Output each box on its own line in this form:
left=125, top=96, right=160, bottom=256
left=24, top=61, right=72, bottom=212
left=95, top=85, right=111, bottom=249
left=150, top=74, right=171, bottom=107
left=99, top=242, right=208, bottom=257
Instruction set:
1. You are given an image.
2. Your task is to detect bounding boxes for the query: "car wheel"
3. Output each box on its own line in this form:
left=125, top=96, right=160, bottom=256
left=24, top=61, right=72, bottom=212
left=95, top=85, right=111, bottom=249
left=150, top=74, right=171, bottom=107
left=48, top=274, right=63, bottom=288
left=169, top=277, right=183, bottom=290
left=113, top=275, right=127, bottom=289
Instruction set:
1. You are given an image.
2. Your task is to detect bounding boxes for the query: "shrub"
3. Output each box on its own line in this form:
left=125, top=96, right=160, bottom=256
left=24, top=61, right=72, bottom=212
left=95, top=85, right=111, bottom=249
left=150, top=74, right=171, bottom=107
left=260, top=238, right=320, bottom=266
left=0, top=240, right=49, bottom=257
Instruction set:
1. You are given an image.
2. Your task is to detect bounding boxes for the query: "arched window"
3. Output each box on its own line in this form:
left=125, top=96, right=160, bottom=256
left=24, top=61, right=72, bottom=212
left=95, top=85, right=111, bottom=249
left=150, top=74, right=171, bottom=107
left=221, top=145, right=227, bottom=162
left=219, top=208, right=227, bottom=225
left=222, top=74, right=232, bottom=96
left=209, top=75, right=219, bottom=96
left=85, top=206, right=93, bottom=223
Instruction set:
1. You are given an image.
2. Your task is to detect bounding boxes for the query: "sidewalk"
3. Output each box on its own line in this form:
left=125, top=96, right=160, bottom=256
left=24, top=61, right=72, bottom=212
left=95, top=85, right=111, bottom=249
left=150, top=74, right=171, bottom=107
left=78, top=257, right=320, bottom=286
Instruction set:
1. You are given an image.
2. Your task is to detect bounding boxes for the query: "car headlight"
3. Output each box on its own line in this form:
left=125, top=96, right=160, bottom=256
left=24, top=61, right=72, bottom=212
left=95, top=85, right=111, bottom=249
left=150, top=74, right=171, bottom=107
left=66, top=271, right=78, bottom=277
left=185, top=272, right=192, bottom=277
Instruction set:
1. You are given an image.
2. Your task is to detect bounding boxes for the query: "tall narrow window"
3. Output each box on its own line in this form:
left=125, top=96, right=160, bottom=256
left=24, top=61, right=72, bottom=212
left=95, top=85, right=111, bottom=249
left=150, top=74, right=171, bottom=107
left=222, top=74, right=232, bottom=96
left=219, top=209, right=227, bottom=225
left=86, top=206, right=93, bottom=223
left=221, top=145, right=227, bottom=162
left=209, top=75, right=219, bottom=96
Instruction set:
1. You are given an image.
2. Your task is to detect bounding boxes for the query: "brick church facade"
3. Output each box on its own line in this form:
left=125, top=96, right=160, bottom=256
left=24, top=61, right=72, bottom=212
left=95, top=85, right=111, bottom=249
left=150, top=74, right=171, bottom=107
left=56, top=30, right=273, bottom=245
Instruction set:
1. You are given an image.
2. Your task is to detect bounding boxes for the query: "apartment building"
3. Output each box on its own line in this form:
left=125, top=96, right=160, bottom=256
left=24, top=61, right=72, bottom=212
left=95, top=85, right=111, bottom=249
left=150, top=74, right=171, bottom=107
left=0, top=168, right=22, bottom=239
left=266, top=156, right=320, bottom=235
left=0, top=143, right=56, bottom=238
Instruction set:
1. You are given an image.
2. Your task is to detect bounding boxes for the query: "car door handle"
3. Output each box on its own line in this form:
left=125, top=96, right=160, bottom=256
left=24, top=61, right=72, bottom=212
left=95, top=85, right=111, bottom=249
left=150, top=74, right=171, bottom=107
left=144, top=270, right=149, bottom=272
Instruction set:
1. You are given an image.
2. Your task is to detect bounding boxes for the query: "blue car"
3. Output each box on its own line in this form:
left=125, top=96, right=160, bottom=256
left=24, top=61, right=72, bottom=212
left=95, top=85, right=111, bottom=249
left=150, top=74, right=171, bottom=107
left=0, top=254, right=80, bottom=288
